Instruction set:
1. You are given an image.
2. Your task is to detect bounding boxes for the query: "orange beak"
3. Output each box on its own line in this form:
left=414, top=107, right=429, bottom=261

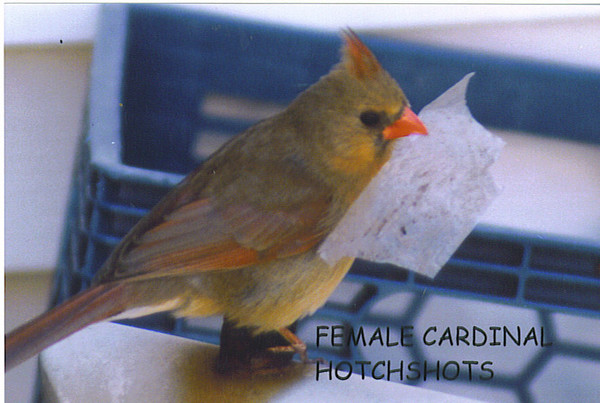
left=382, top=107, right=428, bottom=140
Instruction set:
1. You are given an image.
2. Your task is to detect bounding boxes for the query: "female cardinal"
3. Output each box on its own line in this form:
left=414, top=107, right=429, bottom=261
left=6, top=30, right=427, bottom=372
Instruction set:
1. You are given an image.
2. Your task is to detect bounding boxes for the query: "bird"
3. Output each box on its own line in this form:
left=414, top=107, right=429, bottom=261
left=5, top=30, right=427, bottom=373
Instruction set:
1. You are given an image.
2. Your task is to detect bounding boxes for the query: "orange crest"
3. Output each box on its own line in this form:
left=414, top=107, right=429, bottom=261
left=342, top=29, right=381, bottom=79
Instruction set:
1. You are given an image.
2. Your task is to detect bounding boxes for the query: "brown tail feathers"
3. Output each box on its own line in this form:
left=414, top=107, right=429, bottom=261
left=5, top=282, right=127, bottom=371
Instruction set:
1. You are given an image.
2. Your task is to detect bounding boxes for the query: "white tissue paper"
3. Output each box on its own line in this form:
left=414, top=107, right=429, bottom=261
left=318, top=73, right=505, bottom=278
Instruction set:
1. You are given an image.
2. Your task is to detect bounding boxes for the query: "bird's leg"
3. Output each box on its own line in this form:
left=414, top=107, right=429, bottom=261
left=216, top=318, right=296, bottom=374
left=267, top=327, right=325, bottom=365
left=267, top=327, right=308, bottom=363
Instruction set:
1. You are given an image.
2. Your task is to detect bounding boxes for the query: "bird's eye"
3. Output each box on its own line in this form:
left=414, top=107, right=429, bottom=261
left=359, top=111, right=381, bottom=128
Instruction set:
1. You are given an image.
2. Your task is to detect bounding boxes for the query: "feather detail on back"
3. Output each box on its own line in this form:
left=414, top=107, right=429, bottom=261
left=110, top=195, right=330, bottom=281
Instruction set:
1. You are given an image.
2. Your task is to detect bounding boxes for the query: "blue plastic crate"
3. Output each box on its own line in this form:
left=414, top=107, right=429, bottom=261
left=53, top=4, right=600, bottom=402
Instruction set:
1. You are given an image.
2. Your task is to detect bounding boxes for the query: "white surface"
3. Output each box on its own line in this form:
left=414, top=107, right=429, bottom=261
left=5, top=4, right=600, bottom=44
left=482, top=130, right=600, bottom=243
left=40, top=322, right=482, bottom=403
left=186, top=4, right=600, bottom=30
left=4, top=4, right=100, bottom=46
left=385, top=16, right=600, bottom=70
left=4, top=46, right=92, bottom=270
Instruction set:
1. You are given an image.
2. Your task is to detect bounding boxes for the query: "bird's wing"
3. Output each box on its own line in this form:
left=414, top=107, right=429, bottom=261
left=107, top=194, right=330, bottom=281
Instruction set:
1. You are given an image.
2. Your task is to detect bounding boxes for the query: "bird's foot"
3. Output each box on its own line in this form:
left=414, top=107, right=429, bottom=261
left=216, top=320, right=322, bottom=375
left=269, top=327, right=324, bottom=364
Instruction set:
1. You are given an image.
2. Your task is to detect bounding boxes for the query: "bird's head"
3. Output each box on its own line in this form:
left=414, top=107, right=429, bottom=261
left=286, top=30, right=427, bottom=179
